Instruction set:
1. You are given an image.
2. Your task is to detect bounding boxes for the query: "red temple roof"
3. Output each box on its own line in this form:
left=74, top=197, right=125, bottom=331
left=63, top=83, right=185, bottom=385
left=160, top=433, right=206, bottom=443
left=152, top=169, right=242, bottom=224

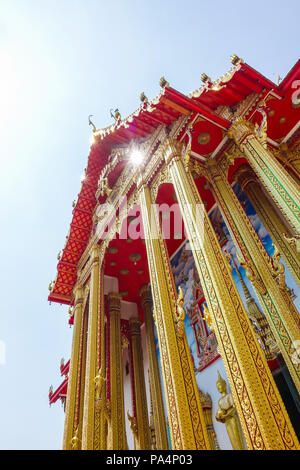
left=48, top=59, right=300, bottom=306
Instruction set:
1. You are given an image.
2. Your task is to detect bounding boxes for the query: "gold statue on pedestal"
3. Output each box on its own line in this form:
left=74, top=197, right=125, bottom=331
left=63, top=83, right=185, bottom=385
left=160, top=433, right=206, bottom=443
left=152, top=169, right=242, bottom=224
left=215, top=371, right=245, bottom=450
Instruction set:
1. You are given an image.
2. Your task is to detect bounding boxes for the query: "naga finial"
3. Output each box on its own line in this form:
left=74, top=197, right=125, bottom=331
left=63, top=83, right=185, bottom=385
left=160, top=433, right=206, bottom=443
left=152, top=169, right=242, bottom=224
left=283, top=233, right=300, bottom=253
left=230, top=54, right=244, bottom=66
left=110, top=108, right=121, bottom=122
left=88, top=114, right=97, bottom=133
left=140, top=92, right=148, bottom=103
left=277, top=74, right=282, bottom=86
left=201, top=73, right=211, bottom=84
left=159, top=76, right=169, bottom=88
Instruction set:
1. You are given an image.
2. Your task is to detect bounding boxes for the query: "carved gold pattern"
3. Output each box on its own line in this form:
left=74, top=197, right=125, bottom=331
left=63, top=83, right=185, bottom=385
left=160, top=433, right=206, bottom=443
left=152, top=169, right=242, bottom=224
left=140, top=285, right=169, bottom=450
left=139, top=184, right=210, bottom=450
left=81, top=245, right=107, bottom=450
left=62, top=285, right=84, bottom=450
left=234, top=165, right=300, bottom=287
left=165, top=144, right=299, bottom=449
left=205, top=160, right=300, bottom=394
left=107, top=293, right=127, bottom=450
left=229, top=118, right=300, bottom=234
left=129, top=317, right=151, bottom=450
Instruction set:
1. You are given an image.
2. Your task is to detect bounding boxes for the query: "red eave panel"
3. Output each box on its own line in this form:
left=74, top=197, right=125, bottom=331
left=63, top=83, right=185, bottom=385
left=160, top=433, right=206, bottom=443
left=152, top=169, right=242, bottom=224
left=49, top=377, right=68, bottom=405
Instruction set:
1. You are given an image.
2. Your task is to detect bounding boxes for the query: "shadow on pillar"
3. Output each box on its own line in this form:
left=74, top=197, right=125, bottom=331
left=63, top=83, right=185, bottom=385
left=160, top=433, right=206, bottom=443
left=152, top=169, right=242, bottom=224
left=271, top=354, right=300, bottom=439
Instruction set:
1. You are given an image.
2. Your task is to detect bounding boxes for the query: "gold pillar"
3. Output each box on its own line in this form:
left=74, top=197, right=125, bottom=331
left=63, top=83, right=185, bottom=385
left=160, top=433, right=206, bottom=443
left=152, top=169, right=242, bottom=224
left=205, top=159, right=300, bottom=393
left=63, top=285, right=84, bottom=450
left=234, top=164, right=300, bottom=288
left=129, top=317, right=151, bottom=450
left=81, top=245, right=106, bottom=450
left=165, top=139, right=299, bottom=450
left=139, top=183, right=210, bottom=450
left=229, top=119, right=300, bottom=234
left=139, top=285, right=169, bottom=450
left=230, top=253, right=278, bottom=361
left=107, top=292, right=127, bottom=449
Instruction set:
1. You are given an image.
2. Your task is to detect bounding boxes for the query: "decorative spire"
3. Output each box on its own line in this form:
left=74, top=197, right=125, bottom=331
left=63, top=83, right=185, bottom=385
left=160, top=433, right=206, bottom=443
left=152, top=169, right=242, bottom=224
left=88, top=114, right=97, bottom=133
left=159, top=76, right=169, bottom=88
left=230, top=54, right=244, bottom=65
left=140, top=92, right=148, bottom=103
left=110, top=108, right=121, bottom=122
left=230, top=252, right=251, bottom=301
left=200, top=73, right=211, bottom=84
left=231, top=253, right=277, bottom=360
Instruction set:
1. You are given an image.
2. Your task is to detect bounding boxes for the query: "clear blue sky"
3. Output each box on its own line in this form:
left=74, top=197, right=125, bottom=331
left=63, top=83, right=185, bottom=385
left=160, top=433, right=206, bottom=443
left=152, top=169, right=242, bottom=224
left=0, top=0, right=299, bottom=449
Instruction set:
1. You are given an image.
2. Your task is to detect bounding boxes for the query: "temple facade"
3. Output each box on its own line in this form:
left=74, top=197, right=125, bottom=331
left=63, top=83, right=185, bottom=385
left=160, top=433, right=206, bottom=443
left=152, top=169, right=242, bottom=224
left=48, top=56, right=300, bottom=450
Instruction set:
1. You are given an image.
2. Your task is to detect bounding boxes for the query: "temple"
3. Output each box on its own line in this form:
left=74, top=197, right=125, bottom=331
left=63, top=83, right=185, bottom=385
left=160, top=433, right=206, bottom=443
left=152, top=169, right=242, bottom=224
left=48, top=55, right=300, bottom=450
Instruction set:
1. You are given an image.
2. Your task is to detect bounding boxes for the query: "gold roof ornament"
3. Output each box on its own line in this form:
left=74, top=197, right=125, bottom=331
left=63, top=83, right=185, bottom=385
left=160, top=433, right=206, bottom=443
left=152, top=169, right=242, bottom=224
left=110, top=108, right=121, bottom=122
left=230, top=54, right=244, bottom=66
left=159, top=76, right=169, bottom=88
left=88, top=114, right=97, bottom=133
left=201, top=73, right=211, bottom=84
left=140, top=92, right=148, bottom=103
left=57, top=251, right=61, bottom=261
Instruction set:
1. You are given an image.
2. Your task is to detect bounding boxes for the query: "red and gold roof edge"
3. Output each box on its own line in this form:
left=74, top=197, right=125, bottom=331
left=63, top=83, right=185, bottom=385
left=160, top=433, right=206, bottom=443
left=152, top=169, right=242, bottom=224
left=48, top=58, right=300, bottom=305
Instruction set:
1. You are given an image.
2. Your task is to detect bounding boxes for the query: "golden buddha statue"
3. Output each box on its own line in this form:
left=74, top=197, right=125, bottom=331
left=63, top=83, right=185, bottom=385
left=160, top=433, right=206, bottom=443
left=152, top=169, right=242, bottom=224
left=215, top=371, right=245, bottom=450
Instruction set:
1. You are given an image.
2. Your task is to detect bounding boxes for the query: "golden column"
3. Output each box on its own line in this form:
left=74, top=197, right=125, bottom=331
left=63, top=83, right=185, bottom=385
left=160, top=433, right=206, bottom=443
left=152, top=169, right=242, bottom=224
left=205, top=159, right=300, bottom=392
left=164, top=139, right=299, bottom=450
left=230, top=252, right=278, bottom=361
left=139, top=285, right=169, bottom=450
left=229, top=118, right=300, bottom=234
left=81, top=244, right=106, bottom=450
left=129, top=317, right=151, bottom=450
left=107, top=292, right=127, bottom=450
left=234, top=164, right=300, bottom=288
left=139, top=183, right=210, bottom=450
left=63, top=285, right=84, bottom=450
